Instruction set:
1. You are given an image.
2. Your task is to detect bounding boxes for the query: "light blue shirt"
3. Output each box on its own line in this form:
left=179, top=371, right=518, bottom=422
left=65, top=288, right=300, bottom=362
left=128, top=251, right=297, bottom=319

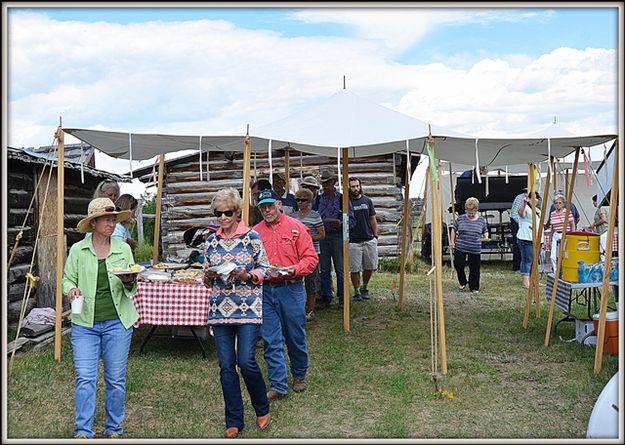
left=517, top=204, right=540, bottom=241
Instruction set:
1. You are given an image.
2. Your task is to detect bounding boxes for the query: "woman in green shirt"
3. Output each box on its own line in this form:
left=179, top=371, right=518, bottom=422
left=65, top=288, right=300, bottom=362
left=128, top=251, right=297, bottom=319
left=62, top=198, right=139, bottom=439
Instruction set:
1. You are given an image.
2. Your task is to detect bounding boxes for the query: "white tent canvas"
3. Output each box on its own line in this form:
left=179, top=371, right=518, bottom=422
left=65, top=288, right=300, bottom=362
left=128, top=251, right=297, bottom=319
left=64, top=89, right=616, bottom=167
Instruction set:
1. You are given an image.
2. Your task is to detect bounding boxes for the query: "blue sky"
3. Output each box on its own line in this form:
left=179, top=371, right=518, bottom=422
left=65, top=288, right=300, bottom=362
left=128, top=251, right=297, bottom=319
left=15, top=6, right=617, bottom=64
left=5, top=5, right=620, bottom=197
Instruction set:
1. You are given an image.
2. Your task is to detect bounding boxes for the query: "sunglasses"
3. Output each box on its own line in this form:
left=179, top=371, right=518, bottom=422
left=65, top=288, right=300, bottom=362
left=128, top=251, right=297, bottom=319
left=214, top=210, right=235, bottom=218
left=295, top=198, right=309, bottom=202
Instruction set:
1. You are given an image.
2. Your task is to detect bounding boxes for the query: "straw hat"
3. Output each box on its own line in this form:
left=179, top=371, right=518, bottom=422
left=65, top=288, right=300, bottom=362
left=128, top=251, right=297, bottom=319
left=300, top=176, right=320, bottom=189
left=77, top=198, right=132, bottom=233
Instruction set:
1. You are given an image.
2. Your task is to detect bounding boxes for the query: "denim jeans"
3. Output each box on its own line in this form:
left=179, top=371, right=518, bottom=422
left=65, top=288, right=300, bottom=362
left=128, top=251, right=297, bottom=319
left=517, top=239, right=534, bottom=277
left=71, top=319, right=133, bottom=438
left=260, top=282, right=308, bottom=394
left=319, top=231, right=344, bottom=302
left=212, top=324, right=269, bottom=429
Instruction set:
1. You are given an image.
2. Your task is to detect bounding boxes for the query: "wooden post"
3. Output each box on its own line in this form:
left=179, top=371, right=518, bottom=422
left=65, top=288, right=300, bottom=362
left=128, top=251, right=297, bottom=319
left=136, top=199, right=144, bottom=245
left=419, top=165, right=430, bottom=242
left=428, top=142, right=447, bottom=374
left=242, top=136, right=252, bottom=225
left=544, top=148, right=580, bottom=346
left=523, top=162, right=551, bottom=328
left=342, top=147, right=351, bottom=333
left=594, top=142, right=619, bottom=374
left=54, top=127, right=65, bottom=361
left=284, top=147, right=290, bottom=194
left=152, top=154, right=165, bottom=265
left=448, top=163, right=456, bottom=224
left=398, top=161, right=411, bottom=310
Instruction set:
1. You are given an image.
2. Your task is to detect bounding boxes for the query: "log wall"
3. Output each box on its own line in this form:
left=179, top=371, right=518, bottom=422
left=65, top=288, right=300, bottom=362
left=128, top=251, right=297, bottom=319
left=150, top=150, right=414, bottom=260
left=7, top=158, right=103, bottom=322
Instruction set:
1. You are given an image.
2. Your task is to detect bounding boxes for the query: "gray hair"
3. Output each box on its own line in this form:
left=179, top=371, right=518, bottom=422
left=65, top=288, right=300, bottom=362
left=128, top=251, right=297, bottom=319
left=465, top=197, right=480, bottom=211
left=211, top=187, right=242, bottom=212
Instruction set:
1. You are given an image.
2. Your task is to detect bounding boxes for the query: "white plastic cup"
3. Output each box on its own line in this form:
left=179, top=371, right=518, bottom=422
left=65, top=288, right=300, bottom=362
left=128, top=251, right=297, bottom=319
left=71, top=296, right=84, bottom=314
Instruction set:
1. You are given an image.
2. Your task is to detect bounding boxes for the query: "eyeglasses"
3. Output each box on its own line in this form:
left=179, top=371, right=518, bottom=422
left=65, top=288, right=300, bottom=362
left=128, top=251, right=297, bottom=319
left=295, top=198, right=309, bottom=202
left=214, top=210, right=235, bottom=217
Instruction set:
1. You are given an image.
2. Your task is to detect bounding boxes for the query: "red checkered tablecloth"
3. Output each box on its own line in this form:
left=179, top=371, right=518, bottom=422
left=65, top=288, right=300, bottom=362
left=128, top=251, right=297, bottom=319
left=133, top=281, right=211, bottom=327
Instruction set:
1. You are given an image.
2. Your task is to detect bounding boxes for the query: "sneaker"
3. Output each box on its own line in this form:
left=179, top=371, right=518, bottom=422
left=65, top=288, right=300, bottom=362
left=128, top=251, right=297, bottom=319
left=292, top=378, right=308, bottom=393
left=360, top=289, right=370, bottom=300
left=472, top=290, right=479, bottom=294
left=267, top=390, right=287, bottom=402
left=306, top=311, right=314, bottom=322
left=353, top=294, right=362, bottom=302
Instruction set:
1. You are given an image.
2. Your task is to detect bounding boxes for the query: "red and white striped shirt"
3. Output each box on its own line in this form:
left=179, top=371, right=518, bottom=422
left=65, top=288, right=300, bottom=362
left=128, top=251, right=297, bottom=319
left=548, top=210, right=575, bottom=234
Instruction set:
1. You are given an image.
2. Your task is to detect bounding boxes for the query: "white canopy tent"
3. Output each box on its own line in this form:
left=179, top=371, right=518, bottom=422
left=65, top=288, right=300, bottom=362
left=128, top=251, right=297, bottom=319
left=59, top=89, right=617, bottom=374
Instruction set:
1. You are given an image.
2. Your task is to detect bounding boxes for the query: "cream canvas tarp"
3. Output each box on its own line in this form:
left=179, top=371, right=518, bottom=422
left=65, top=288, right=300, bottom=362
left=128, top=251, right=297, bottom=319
left=63, top=89, right=616, bottom=165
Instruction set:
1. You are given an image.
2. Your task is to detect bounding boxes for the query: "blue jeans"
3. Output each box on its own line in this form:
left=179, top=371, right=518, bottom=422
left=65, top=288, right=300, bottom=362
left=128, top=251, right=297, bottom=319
left=212, top=324, right=269, bottom=430
left=71, top=320, right=133, bottom=438
left=319, top=231, right=344, bottom=302
left=518, top=239, right=534, bottom=277
left=261, top=282, right=308, bottom=394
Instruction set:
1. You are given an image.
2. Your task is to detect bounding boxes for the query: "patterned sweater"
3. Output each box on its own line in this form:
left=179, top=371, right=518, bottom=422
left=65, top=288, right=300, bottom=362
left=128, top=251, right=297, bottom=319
left=203, top=222, right=269, bottom=325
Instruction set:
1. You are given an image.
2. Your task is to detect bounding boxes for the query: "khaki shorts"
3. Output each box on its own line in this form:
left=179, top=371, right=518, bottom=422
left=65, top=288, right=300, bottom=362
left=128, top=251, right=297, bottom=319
left=349, top=238, right=378, bottom=273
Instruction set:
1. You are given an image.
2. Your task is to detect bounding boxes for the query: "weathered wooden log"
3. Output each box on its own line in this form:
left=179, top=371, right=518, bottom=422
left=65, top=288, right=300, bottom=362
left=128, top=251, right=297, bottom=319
left=7, top=227, right=34, bottom=248
left=10, top=246, right=35, bottom=266
left=8, top=264, right=32, bottom=285
left=8, top=189, right=35, bottom=208
left=8, top=171, right=35, bottom=190
left=8, top=208, right=34, bottom=227
left=8, top=283, right=29, bottom=303
left=8, top=298, right=37, bottom=324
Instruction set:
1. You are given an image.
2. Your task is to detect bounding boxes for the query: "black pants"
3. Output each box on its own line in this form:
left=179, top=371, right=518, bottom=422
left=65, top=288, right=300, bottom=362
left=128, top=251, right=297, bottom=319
left=509, top=219, right=521, bottom=271
left=454, top=249, right=481, bottom=291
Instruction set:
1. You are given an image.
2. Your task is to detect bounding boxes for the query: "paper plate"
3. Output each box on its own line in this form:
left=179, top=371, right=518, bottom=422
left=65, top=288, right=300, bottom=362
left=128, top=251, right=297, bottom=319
left=108, top=265, right=145, bottom=275
left=152, top=262, right=188, bottom=271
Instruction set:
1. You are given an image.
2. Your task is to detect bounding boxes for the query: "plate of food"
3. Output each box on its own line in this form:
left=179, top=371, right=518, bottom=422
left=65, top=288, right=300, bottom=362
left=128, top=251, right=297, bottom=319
left=173, top=276, right=202, bottom=284
left=174, top=269, right=202, bottom=278
left=143, top=271, right=172, bottom=282
left=267, top=265, right=290, bottom=278
left=152, top=262, right=188, bottom=271
left=108, top=264, right=145, bottom=275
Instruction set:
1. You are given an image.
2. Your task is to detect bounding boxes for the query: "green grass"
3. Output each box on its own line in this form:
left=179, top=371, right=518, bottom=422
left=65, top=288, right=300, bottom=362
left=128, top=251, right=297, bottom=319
left=6, top=259, right=619, bottom=439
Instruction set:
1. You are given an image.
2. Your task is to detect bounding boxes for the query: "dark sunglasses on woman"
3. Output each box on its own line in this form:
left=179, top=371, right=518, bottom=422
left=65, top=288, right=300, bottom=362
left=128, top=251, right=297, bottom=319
left=295, top=198, right=308, bottom=202
left=214, top=210, right=235, bottom=217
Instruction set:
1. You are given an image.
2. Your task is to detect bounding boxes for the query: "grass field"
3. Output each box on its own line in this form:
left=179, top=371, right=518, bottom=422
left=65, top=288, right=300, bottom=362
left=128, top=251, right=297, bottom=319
left=6, top=260, right=619, bottom=439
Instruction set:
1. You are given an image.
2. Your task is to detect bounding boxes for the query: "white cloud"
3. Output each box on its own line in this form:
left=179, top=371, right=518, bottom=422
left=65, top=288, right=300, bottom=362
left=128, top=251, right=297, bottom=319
left=290, top=8, right=556, bottom=53
left=7, top=9, right=617, bottom=180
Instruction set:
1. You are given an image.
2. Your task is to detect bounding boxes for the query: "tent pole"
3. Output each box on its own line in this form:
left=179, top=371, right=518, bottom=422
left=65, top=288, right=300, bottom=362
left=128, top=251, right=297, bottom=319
left=523, top=159, right=551, bottom=328
left=594, top=141, right=619, bottom=374
left=54, top=125, right=65, bottom=361
left=398, top=156, right=411, bottom=310
left=544, top=148, right=580, bottom=346
left=152, top=154, right=165, bottom=265
left=449, top=163, right=456, bottom=224
left=242, top=134, right=252, bottom=225
left=341, top=147, right=350, bottom=333
left=420, top=164, right=430, bottom=243
left=284, top=147, right=290, bottom=194
left=433, top=159, right=448, bottom=374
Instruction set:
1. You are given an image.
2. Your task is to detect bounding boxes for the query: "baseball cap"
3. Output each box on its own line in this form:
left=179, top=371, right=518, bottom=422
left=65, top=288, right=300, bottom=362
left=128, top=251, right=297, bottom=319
left=257, top=189, right=280, bottom=206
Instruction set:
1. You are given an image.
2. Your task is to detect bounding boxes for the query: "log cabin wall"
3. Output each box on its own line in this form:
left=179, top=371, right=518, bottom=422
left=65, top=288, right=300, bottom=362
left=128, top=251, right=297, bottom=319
left=7, top=159, right=38, bottom=323
left=7, top=148, right=127, bottom=324
left=150, top=150, right=416, bottom=260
